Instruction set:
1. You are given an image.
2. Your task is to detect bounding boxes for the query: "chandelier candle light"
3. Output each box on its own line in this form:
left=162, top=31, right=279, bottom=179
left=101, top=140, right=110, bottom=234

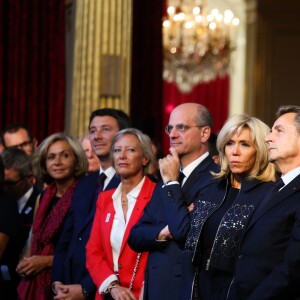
left=163, top=0, right=240, bottom=93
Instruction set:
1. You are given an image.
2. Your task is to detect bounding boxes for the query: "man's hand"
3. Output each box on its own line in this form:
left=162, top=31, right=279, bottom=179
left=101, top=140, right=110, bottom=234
left=159, top=147, right=180, bottom=183
left=157, top=225, right=173, bottom=241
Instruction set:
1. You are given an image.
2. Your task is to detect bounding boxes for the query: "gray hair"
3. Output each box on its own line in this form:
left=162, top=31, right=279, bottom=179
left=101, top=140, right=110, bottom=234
left=1, top=148, right=32, bottom=178
left=194, top=104, right=213, bottom=128
left=110, top=128, right=155, bottom=175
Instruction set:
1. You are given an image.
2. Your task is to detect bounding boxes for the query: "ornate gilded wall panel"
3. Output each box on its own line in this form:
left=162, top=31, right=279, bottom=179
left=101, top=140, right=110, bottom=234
left=66, top=0, right=132, bottom=136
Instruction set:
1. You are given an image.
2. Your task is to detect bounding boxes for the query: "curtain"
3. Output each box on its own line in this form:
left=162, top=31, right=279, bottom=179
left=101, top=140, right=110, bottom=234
left=0, top=0, right=65, bottom=143
left=162, top=76, right=229, bottom=154
left=130, top=0, right=163, bottom=144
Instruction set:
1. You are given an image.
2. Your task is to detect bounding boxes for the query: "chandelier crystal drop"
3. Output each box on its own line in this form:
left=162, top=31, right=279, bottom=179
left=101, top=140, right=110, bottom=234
left=163, top=0, right=240, bottom=93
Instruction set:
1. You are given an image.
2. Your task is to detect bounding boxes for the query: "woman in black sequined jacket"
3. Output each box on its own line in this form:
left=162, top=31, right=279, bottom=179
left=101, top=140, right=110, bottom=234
left=164, top=114, right=276, bottom=300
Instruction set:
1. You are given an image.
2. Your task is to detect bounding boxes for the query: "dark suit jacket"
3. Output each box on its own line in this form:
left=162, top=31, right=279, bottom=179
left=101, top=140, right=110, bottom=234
left=51, top=171, right=120, bottom=299
left=18, top=187, right=40, bottom=254
left=128, top=156, right=219, bottom=300
left=231, top=174, right=300, bottom=300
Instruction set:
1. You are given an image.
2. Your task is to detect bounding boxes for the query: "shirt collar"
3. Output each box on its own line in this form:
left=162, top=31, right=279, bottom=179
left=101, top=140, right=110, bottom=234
left=281, top=166, right=300, bottom=186
left=181, top=152, right=209, bottom=178
left=18, top=186, right=34, bottom=213
left=100, top=166, right=116, bottom=188
left=112, top=176, right=145, bottom=202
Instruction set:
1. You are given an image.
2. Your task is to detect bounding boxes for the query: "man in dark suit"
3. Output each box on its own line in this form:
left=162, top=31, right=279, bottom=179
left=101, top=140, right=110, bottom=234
left=230, top=105, right=300, bottom=299
left=0, top=148, right=39, bottom=299
left=129, top=103, right=219, bottom=300
left=52, top=108, right=130, bottom=300
left=1, top=148, right=39, bottom=255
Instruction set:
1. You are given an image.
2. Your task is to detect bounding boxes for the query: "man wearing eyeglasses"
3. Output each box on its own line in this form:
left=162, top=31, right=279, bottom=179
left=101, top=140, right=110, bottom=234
left=1, top=124, right=38, bottom=156
left=129, top=102, right=219, bottom=300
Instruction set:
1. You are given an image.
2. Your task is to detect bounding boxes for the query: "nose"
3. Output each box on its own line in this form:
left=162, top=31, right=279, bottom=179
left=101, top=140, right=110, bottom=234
left=169, top=127, right=179, bottom=138
left=54, top=155, right=62, bottom=164
left=119, top=148, right=127, bottom=159
left=232, top=144, right=240, bottom=155
left=92, top=129, right=103, bottom=140
left=265, top=132, right=273, bottom=144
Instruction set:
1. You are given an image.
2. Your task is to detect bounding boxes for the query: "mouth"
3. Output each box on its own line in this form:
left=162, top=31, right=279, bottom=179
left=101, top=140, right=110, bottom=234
left=93, top=143, right=106, bottom=148
left=170, top=142, right=181, bottom=147
left=118, top=163, right=128, bottom=167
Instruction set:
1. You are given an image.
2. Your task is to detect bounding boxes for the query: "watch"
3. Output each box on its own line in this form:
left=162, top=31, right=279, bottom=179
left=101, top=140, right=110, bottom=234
left=82, top=287, right=89, bottom=298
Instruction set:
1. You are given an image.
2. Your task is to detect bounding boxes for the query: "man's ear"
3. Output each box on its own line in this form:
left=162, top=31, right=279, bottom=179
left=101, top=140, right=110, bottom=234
left=201, top=126, right=211, bottom=143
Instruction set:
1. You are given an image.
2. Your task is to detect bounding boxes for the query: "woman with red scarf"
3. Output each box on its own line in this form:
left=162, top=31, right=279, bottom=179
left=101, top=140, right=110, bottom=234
left=16, top=133, right=88, bottom=300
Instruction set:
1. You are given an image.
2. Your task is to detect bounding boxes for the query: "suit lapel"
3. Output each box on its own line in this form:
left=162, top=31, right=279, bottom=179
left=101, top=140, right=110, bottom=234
left=247, top=175, right=300, bottom=229
left=182, top=156, right=215, bottom=204
left=101, top=193, right=115, bottom=265
left=80, top=174, right=120, bottom=233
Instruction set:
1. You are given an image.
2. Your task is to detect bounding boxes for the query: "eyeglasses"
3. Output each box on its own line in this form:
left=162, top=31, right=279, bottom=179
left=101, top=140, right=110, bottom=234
left=165, top=124, right=205, bottom=135
left=6, top=140, right=32, bottom=150
left=3, top=177, right=27, bottom=186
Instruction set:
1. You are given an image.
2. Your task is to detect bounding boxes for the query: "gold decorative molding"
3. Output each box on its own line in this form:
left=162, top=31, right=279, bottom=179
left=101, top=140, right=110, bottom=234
left=68, top=0, right=132, bottom=137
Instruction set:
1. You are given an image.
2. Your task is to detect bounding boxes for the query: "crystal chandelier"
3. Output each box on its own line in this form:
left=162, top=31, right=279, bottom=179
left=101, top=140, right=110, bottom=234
left=163, top=0, right=240, bottom=93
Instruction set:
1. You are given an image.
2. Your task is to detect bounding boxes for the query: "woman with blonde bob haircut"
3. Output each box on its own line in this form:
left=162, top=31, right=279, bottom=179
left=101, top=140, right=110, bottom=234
left=215, top=114, right=276, bottom=181
left=168, top=114, right=277, bottom=300
left=86, top=128, right=156, bottom=300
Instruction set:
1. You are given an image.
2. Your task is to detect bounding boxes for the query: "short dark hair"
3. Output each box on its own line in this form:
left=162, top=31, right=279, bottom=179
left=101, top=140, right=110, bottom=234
left=89, top=108, right=131, bottom=131
left=1, top=124, right=33, bottom=147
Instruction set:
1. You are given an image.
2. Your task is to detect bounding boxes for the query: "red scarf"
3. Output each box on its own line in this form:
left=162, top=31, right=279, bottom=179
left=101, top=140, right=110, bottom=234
left=17, top=180, right=77, bottom=300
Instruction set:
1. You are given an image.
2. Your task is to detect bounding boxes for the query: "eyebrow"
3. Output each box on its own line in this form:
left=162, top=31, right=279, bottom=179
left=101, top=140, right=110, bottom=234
left=272, top=125, right=284, bottom=130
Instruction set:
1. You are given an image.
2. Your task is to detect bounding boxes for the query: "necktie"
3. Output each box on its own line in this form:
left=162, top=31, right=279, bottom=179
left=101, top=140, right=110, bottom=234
left=178, top=171, right=186, bottom=187
left=273, top=177, right=284, bottom=192
left=96, top=172, right=107, bottom=195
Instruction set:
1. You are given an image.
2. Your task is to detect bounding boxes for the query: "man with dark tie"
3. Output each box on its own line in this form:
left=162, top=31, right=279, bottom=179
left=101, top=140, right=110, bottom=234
left=0, top=148, right=38, bottom=299
left=227, top=105, right=300, bottom=299
left=129, top=103, right=219, bottom=300
left=1, top=148, right=38, bottom=256
left=52, top=108, right=130, bottom=300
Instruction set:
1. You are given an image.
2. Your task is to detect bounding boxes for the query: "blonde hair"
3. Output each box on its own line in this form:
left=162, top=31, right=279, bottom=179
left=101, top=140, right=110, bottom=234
left=214, top=114, right=276, bottom=181
left=110, top=128, right=155, bottom=175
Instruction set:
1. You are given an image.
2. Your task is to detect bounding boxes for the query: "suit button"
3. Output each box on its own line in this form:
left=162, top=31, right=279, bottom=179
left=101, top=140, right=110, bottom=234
left=118, top=264, right=122, bottom=269
left=78, top=237, right=82, bottom=241
left=238, top=254, right=244, bottom=259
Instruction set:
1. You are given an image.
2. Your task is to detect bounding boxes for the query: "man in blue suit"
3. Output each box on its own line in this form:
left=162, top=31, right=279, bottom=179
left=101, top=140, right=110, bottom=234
left=129, top=103, right=219, bottom=300
left=51, top=108, right=130, bottom=299
left=228, top=105, right=300, bottom=299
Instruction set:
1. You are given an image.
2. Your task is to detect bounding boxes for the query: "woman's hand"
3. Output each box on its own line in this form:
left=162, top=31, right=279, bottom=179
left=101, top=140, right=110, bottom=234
left=53, top=283, right=85, bottom=300
left=16, top=255, right=53, bottom=276
left=110, top=284, right=137, bottom=300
